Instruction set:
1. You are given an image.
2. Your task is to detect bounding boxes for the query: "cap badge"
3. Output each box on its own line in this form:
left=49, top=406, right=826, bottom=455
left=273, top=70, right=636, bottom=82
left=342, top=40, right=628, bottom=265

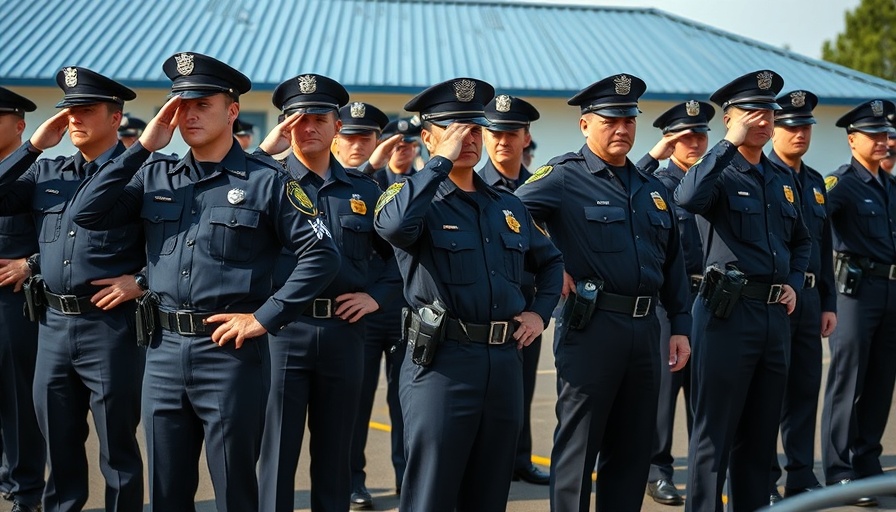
left=120, top=115, right=129, bottom=128
left=871, top=100, right=884, bottom=117
left=350, top=193, right=367, bottom=215
left=175, top=53, right=194, bottom=76
left=495, top=95, right=512, bottom=113
left=350, top=102, right=366, bottom=118
left=503, top=209, right=521, bottom=233
left=614, top=74, right=632, bottom=95
left=227, top=188, right=246, bottom=205
left=757, top=71, right=774, bottom=90
left=790, top=91, right=806, bottom=108
left=783, top=185, right=794, bottom=203
left=454, top=79, right=476, bottom=102
left=397, top=120, right=408, bottom=131
left=63, top=67, right=78, bottom=88
left=298, top=75, right=317, bottom=94
left=685, top=100, right=700, bottom=116
left=650, top=191, right=667, bottom=211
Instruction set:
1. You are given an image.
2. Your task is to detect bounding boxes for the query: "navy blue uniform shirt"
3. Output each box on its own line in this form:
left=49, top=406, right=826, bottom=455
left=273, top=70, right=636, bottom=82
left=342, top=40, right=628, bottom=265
left=653, top=160, right=705, bottom=277
left=372, top=167, right=416, bottom=191
left=0, top=213, right=37, bottom=259
left=374, top=156, right=563, bottom=326
left=0, top=142, right=144, bottom=295
left=478, top=159, right=531, bottom=192
left=825, top=158, right=896, bottom=266
left=515, top=144, right=691, bottom=336
left=70, top=140, right=340, bottom=332
left=769, top=151, right=837, bottom=313
left=675, top=140, right=811, bottom=292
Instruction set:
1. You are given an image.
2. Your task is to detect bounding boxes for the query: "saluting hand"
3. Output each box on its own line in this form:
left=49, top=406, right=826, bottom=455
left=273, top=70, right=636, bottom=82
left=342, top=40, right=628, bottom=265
left=205, top=313, right=267, bottom=349
left=648, top=130, right=694, bottom=161
left=431, top=123, right=473, bottom=162
left=778, top=284, right=797, bottom=315
left=259, top=112, right=302, bottom=156
left=723, top=109, right=767, bottom=147
left=668, top=334, right=690, bottom=372
left=368, top=134, right=403, bottom=169
left=139, top=95, right=182, bottom=152
left=512, top=311, right=545, bottom=349
left=29, top=109, right=70, bottom=151
left=0, top=258, right=30, bottom=292
left=334, top=292, right=380, bottom=323
left=90, top=274, right=143, bottom=311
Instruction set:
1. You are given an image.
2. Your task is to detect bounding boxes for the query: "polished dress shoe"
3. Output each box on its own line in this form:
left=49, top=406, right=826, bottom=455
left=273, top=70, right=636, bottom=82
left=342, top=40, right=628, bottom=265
left=783, top=483, right=822, bottom=498
left=350, top=486, right=373, bottom=510
left=769, top=489, right=783, bottom=505
left=11, top=501, right=41, bottom=512
left=647, top=479, right=684, bottom=506
left=512, top=463, right=550, bottom=485
left=834, top=479, right=878, bottom=507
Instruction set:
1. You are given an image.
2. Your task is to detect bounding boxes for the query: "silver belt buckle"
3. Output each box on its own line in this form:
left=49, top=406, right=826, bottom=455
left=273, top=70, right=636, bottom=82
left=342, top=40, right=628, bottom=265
left=488, top=321, right=509, bottom=344
left=889, top=266, right=896, bottom=281
left=59, top=295, right=81, bottom=315
left=313, top=298, right=332, bottom=318
left=804, top=273, right=816, bottom=288
left=633, top=296, right=652, bottom=318
left=767, top=284, right=783, bottom=304
left=175, top=311, right=196, bottom=335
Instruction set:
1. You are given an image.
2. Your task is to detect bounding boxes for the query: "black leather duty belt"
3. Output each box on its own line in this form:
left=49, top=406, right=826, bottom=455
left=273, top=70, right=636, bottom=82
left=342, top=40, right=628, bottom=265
left=43, top=290, right=98, bottom=315
left=158, top=311, right=216, bottom=336
left=445, top=317, right=514, bottom=345
left=596, top=291, right=654, bottom=318
left=740, top=281, right=785, bottom=304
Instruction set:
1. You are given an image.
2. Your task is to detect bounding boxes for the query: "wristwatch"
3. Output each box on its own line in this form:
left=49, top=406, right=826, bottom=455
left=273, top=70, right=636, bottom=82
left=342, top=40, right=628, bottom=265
left=135, top=273, right=148, bottom=291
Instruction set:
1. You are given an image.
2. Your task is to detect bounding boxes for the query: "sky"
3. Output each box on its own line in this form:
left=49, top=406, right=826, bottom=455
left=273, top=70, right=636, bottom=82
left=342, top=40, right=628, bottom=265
left=530, top=0, right=862, bottom=59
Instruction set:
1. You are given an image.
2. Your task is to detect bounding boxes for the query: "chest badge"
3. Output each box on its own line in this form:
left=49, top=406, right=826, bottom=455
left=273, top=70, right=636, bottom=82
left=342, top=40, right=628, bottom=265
left=227, top=188, right=246, bottom=205
left=503, top=209, right=521, bottom=233
left=783, top=185, right=794, bottom=203
left=650, top=191, right=667, bottom=211
left=813, top=187, right=825, bottom=205
left=349, top=194, right=367, bottom=215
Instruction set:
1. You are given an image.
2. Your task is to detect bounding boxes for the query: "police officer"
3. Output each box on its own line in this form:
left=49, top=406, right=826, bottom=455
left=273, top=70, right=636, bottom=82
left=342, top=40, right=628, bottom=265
left=636, top=100, right=715, bottom=506
left=479, top=93, right=549, bottom=485
left=767, top=90, right=836, bottom=503
left=375, top=77, right=563, bottom=512
left=675, top=70, right=812, bottom=512
left=255, top=74, right=401, bottom=512
left=369, top=117, right=421, bottom=188
left=69, top=53, right=341, bottom=511
left=0, top=67, right=146, bottom=512
left=820, top=98, right=896, bottom=507
left=332, top=101, right=389, bottom=172
left=233, top=117, right=254, bottom=150
left=118, top=112, right=146, bottom=148
left=516, top=74, right=691, bottom=512
left=522, top=139, right=537, bottom=169
left=880, top=126, right=896, bottom=174
left=0, top=86, right=44, bottom=512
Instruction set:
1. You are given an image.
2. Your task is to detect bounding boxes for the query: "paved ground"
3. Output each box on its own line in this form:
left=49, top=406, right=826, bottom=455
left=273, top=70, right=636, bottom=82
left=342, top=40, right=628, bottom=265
left=3, top=322, right=895, bottom=511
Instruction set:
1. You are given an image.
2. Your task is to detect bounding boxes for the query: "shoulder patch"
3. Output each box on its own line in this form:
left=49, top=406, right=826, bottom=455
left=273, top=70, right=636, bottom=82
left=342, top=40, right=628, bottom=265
left=285, top=180, right=317, bottom=216
left=524, top=165, right=553, bottom=184
left=824, top=175, right=838, bottom=191
left=375, top=181, right=405, bottom=214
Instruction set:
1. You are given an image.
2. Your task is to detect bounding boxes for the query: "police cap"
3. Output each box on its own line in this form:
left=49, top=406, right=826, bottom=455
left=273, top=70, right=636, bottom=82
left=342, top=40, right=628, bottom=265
left=163, top=52, right=250, bottom=100
left=233, top=118, right=254, bottom=136
left=118, top=113, right=146, bottom=137
left=55, top=67, right=136, bottom=108
left=653, top=100, right=715, bottom=134
left=485, top=94, right=540, bottom=132
left=774, top=90, right=818, bottom=127
left=272, top=74, right=349, bottom=116
left=0, top=86, right=36, bottom=116
left=710, top=70, right=783, bottom=111
left=568, top=74, right=646, bottom=118
left=382, top=116, right=422, bottom=141
left=835, top=99, right=896, bottom=134
left=404, top=78, right=495, bottom=127
left=339, top=102, right=389, bottom=135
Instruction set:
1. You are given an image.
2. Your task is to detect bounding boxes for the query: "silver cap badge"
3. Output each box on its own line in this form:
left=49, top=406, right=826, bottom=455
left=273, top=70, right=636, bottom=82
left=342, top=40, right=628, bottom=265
left=454, top=79, right=476, bottom=102
left=298, top=75, right=317, bottom=94
left=871, top=100, right=884, bottom=117
left=350, top=102, right=366, bottom=118
left=757, top=71, right=774, bottom=90
left=685, top=100, right=700, bottom=116
left=63, top=67, right=78, bottom=88
left=175, top=53, right=194, bottom=76
left=397, top=120, right=408, bottom=131
left=227, top=188, right=246, bottom=205
left=614, top=75, right=632, bottom=95
left=790, top=91, right=806, bottom=108
left=495, top=94, right=512, bottom=113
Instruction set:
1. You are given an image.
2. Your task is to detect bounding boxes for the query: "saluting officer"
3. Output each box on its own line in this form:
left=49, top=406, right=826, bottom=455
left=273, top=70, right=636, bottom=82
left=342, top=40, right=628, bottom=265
left=332, top=101, right=389, bottom=173
left=0, top=68, right=146, bottom=512
left=515, top=74, right=691, bottom=512
left=479, top=93, right=549, bottom=485
left=118, top=112, right=146, bottom=148
left=820, top=99, right=896, bottom=507
left=0, top=87, right=45, bottom=512
left=369, top=117, right=421, bottom=188
left=637, top=100, right=715, bottom=506
left=375, top=77, right=564, bottom=512
left=675, top=70, right=812, bottom=512
left=767, top=90, right=837, bottom=503
left=69, top=53, right=340, bottom=511
left=255, top=74, right=401, bottom=512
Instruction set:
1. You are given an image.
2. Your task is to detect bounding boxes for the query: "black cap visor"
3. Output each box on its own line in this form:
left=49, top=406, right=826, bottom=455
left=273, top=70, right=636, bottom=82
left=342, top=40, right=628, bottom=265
left=56, top=95, right=124, bottom=108
left=585, top=105, right=641, bottom=118
left=775, top=115, right=816, bottom=127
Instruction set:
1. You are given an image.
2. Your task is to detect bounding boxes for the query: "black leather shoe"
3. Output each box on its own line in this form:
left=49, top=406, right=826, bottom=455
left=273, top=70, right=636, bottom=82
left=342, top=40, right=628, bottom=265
left=11, top=502, right=41, bottom=512
left=783, top=484, right=822, bottom=498
left=647, top=479, right=684, bottom=506
left=349, top=487, right=373, bottom=510
left=834, top=479, right=878, bottom=507
left=769, top=489, right=783, bottom=505
left=512, top=463, right=550, bottom=485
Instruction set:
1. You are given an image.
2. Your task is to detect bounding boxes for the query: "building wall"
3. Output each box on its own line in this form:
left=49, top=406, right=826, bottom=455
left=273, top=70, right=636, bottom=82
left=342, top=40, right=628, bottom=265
left=16, top=87, right=855, bottom=176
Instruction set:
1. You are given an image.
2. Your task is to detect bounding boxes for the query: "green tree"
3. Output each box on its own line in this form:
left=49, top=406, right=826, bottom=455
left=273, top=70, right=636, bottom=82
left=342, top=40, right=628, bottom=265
left=822, top=0, right=896, bottom=80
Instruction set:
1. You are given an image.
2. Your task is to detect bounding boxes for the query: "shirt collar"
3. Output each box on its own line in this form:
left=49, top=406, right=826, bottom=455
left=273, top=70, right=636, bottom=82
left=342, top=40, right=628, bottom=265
left=171, top=139, right=250, bottom=180
left=287, top=153, right=351, bottom=186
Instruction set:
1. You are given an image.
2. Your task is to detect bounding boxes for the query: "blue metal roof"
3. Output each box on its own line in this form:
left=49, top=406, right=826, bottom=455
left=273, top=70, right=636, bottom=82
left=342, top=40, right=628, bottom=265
left=1, top=0, right=894, bottom=105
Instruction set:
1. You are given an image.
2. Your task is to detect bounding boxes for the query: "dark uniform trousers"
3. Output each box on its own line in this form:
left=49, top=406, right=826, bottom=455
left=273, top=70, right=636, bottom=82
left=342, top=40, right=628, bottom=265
left=516, top=335, right=542, bottom=471
left=686, top=298, right=788, bottom=512
left=551, top=310, right=660, bottom=512
left=649, top=298, right=694, bottom=483
left=821, top=277, right=896, bottom=482
left=143, top=330, right=268, bottom=511
left=34, top=304, right=144, bottom=512
left=400, top=339, right=522, bottom=512
left=259, top=318, right=364, bottom=512
left=771, top=286, right=822, bottom=489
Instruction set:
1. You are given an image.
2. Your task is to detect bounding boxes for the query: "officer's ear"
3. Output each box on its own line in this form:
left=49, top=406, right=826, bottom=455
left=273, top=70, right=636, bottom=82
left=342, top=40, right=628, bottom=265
left=421, top=127, right=436, bottom=154
left=579, top=115, right=589, bottom=137
left=15, top=117, right=25, bottom=137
